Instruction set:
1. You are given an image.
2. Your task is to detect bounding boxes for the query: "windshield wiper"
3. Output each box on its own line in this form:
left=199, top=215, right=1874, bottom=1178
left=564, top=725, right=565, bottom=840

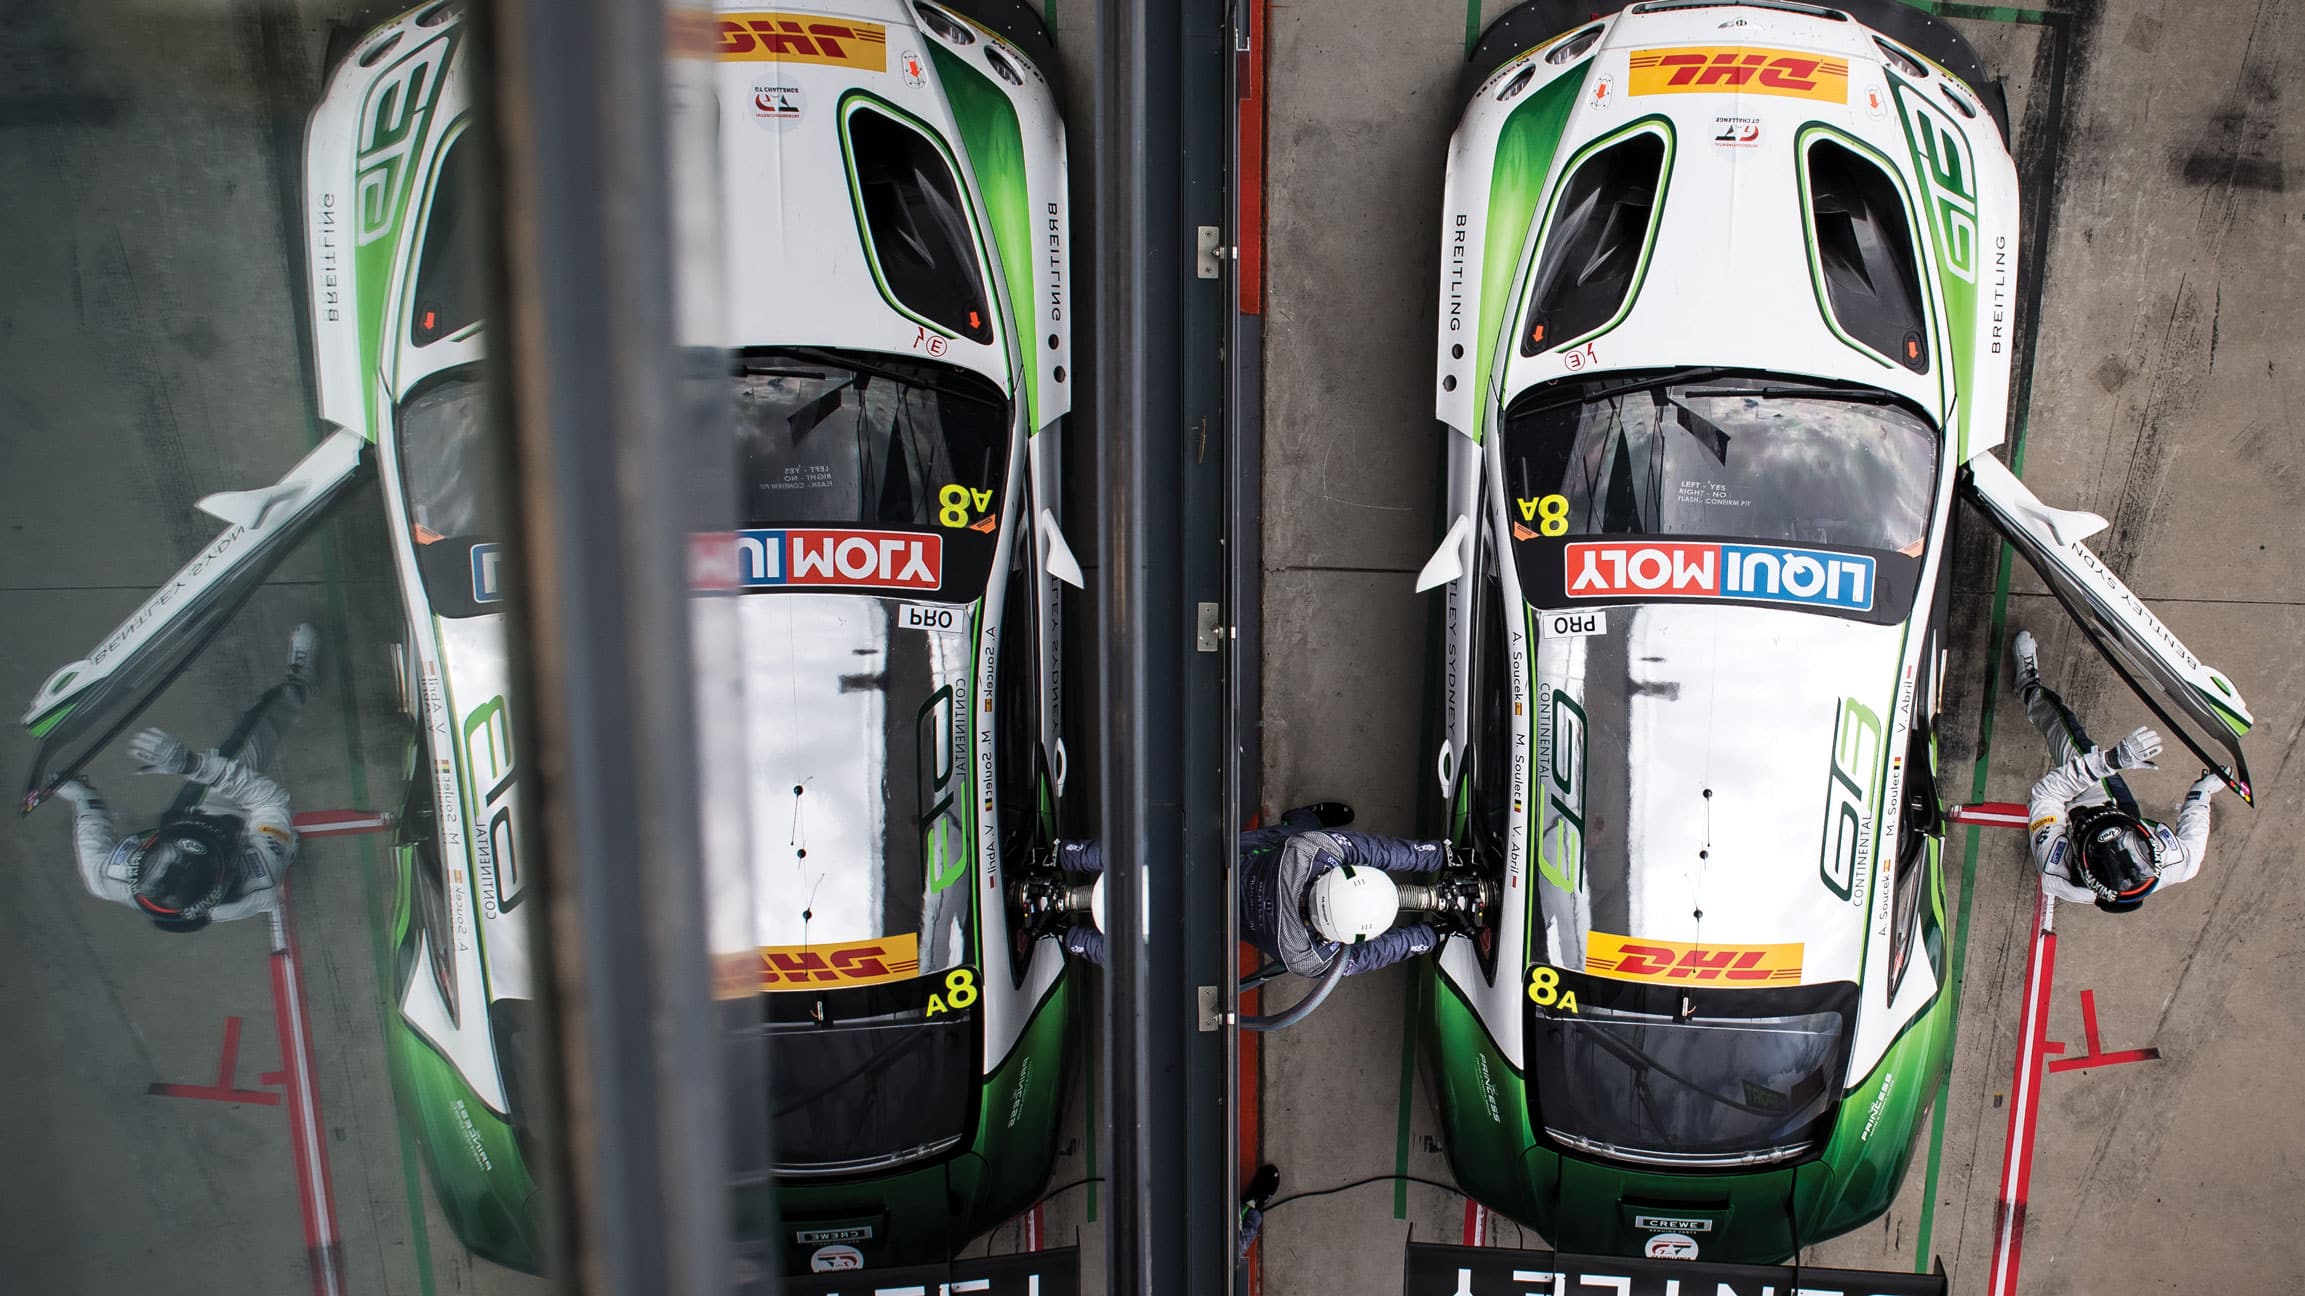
left=1679, top=385, right=1907, bottom=404
left=771, top=345, right=1004, bottom=409
left=1516, top=366, right=1742, bottom=416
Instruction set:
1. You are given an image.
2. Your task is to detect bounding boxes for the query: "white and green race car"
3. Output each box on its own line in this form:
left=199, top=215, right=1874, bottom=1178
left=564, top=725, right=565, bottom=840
left=1414, top=0, right=2254, bottom=1267
left=21, top=0, right=1082, bottom=1274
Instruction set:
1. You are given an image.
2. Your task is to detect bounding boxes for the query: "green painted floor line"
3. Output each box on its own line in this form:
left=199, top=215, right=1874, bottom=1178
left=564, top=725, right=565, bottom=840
left=314, top=519, right=441, bottom=1296
left=1912, top=0, right=2055, bottom=26
left=1910, top=539, right=2016, bottom=1268
left=297, top=404, right=440, bottom=1295
left=1465, top=0, right=1484, bottom=57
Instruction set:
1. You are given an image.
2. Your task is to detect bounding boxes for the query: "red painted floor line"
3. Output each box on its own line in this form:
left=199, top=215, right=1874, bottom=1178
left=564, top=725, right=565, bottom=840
left=1989, top=892, right=2058, bottom=1296
left=148, top=1014, right=280, bottom=1105
left=2045, top=988, right=2160, bottom=1073
left=271, top=894, right=347, bottom=1296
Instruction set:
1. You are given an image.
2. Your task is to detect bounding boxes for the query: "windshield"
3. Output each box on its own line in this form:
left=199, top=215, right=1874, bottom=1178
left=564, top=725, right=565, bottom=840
left=397, top=365, right=508, bottom=617
left=1501, top=371, right=1937, bottom=620
left=731, top=348, right=1008, bottom=601
left=1530, top=977, right=1854, bottom=1166
left=763, top=1010, right=974, bottom=1174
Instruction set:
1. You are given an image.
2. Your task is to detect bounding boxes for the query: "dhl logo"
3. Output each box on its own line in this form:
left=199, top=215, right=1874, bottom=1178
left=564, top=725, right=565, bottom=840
left=759, top=933, right=922, bottom=990
left=1584, top=931, right=1803, bottom=985
left=717, top=13, right=888, bottom=71
left=1628, top=47, right=1849, bottom=102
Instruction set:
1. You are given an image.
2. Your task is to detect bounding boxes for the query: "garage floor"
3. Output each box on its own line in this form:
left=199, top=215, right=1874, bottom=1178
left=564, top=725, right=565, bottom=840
left=1252, top=1, right=2304, bottom=1293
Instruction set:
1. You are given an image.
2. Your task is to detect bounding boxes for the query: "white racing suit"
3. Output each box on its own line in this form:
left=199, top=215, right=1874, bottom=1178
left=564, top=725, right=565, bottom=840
left=72, top=678, right=304, bottom=924
left=2022, top=677, right=2209, bottom=906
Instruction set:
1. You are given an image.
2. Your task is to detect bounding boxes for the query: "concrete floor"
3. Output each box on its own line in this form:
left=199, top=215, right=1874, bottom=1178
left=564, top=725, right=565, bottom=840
left=1253, top=1, right=2305, bottom=1293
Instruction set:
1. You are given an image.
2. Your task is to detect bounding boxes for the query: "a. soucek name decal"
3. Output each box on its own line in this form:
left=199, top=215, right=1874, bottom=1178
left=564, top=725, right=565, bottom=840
left=1563, top=540, right=1875, bottom=612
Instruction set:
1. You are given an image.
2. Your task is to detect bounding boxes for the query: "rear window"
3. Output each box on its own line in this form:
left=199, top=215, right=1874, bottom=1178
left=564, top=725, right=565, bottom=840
left=847, top=106, right=994, bottom=344
left=764, top=1016, right=975, bottom=1173
left=1805, top=139, right=1929, bottom=372
left=1521, top=131, right=1668, bottom=354
left=1531, top=977, right=1856, bottom=1166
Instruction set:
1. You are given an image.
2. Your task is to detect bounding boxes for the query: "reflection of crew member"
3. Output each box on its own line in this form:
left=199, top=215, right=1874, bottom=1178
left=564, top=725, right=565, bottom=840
left=2013, top=629, right=2218, bottom=913
left=54, top=625, right=316, bottom=933
left=1056, top=803, right=1443, bottom=976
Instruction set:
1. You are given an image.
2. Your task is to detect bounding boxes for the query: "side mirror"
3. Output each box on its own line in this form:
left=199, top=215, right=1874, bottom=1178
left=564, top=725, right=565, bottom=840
left=1038, top=508, right=1086, bottom=589
left=1415, top=514, right=1473, bottom=592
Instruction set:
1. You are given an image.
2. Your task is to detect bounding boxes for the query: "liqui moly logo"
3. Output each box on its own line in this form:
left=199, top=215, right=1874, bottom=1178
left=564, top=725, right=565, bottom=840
left=710, top=528, right=942, bottom=590
left=1564, top=541, right=1874, bottom=611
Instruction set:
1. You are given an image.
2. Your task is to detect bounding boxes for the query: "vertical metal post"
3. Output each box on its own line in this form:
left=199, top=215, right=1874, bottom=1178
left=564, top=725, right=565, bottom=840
left=1097, top=0, right=1234, bottom=1291
left=488, top=0, right=747, bottom=1291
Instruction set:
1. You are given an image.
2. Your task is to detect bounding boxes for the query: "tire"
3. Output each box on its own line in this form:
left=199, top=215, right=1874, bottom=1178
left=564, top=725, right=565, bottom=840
left=934, top=0, right=1067, bottom=105
left=1831, top=0, right=2012, bottom=144
left=1460, top=0, right=1632, bottom=112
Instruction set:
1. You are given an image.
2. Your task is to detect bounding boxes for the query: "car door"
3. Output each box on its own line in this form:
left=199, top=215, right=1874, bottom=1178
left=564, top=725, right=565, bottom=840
left=1962, top=452, right=2254, bottom=801
left=17, top=427, right=371, bottom=810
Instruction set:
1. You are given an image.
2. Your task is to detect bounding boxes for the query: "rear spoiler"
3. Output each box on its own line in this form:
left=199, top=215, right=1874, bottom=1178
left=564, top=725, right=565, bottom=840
left=1405, top=1242, right=1947, bottom=1295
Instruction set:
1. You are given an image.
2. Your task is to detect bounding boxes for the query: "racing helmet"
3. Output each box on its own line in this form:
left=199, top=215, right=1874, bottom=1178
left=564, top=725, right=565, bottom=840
left=1089, top=873, right=1107, bottom=934
left=130, top=815, right=238, bottom=932
left=2068, top=802, right=2161, bottom=912
left=1306, top=864, right=1400, bottom=944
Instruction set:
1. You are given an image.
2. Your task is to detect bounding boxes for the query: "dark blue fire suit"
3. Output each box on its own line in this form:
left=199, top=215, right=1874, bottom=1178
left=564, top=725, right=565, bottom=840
left=1056, top=813, right=1443, bottom=977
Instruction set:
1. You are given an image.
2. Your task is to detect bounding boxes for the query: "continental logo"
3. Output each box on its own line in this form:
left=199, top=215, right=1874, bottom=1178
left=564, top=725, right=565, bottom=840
left=1584, top=931, right=1803, bottom=985
left=717, top=13, right=888, bottom=70
left=1628, top=47, right=1849, bottom=102
left=759, top=933, right=921, bottom=990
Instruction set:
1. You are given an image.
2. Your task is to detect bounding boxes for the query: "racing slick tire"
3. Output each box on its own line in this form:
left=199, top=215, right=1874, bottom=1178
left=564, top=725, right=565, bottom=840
left=1831, top=0, right=2012, bottom=143
left=933, top=0, right=1067, bottom=103
left=1460, top=0, right=1632, bottom=111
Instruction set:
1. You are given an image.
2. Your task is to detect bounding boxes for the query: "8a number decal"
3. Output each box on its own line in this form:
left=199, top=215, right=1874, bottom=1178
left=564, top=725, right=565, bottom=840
left=937, top=483, right=996, bottom=530
left=1526, top=964, right=1581, bottom=1013
left=926, top=967, right=978, bottom=1016
left=1515, top=494, right=1570, bottom=537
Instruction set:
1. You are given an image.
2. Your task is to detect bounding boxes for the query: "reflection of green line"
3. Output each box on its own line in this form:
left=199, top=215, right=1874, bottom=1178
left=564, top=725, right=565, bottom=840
left=312, top=457, right=439, bottom=1295
left=1908, top=0, right=2052, bottom=26
left=1083, top=1034, right=1098, bottom=1222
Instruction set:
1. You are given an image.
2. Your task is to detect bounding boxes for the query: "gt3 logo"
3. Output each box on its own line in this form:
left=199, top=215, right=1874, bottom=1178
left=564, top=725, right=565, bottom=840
left=354, top=33, right=455, bottom=245
left=1586, top=931, right=1804, bottom=984
left=758, top=934, right=922, bottom=990
left=1629, top=47, right=1850, bottom=102
left=1892, top=78, right=1981, bottom=284
left=716, top=13, right=888, bottom=71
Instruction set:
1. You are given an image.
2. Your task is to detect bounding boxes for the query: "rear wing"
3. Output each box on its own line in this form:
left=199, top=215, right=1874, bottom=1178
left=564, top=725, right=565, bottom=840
left=19, top=427, right=370, bottom=812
